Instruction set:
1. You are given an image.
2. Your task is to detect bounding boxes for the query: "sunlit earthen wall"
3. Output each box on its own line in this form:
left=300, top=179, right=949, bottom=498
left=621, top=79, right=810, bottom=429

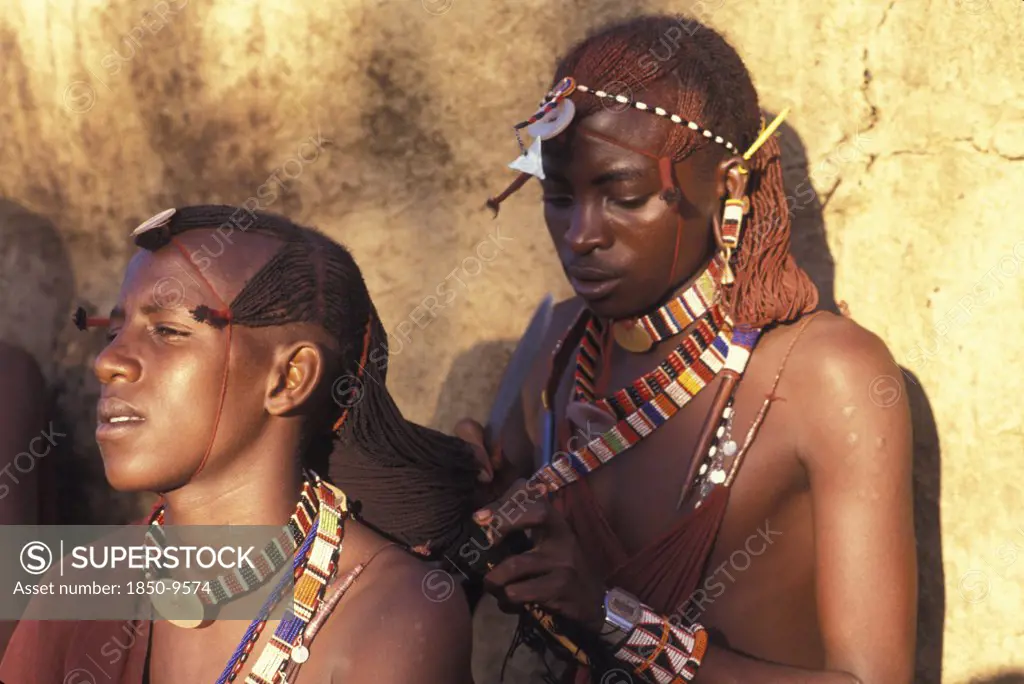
left=0, top=1, right=1021, bottom=682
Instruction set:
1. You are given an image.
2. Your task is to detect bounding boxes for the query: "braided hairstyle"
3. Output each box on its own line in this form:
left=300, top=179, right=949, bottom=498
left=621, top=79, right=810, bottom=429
left=134, top=204, right=479, bottom=560
left=553, top=14, right=818, bottom=328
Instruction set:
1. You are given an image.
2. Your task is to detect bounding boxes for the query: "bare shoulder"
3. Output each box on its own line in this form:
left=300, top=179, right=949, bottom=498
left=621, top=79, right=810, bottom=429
left=321, top=545, right=472, bottom=684
left=519, top=296, right=586, bottom=441
left=763, top=312, right=912, bottom=471
left=526, top=296, right=585, bottom=377
left=765, top=311, right=901, bottom=399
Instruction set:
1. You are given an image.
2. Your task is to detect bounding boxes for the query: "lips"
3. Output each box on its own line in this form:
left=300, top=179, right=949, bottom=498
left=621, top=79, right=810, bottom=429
left=565, top=263, right=621, bottom=300
left=96, top=397, right=146, bottom=440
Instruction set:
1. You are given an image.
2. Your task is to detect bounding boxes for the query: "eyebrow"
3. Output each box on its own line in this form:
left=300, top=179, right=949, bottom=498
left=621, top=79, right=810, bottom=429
left=544, top=167, right=650, bottom=186
left=108, top=303, right=184, bottom=319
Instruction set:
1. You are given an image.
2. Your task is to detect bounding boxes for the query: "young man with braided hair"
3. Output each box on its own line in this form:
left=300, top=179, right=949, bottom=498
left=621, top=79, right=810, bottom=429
left=1, top=205, right=476, bottom=683
left=457, top=14, right=916, bottom=684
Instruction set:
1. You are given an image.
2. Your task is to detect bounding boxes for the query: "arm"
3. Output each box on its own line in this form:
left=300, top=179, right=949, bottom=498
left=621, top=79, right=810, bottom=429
left=457, top=297, right=584, bottom=496
left=606, top=322, right=916, bottom=684
left=341, top=566, right=474, bottom=684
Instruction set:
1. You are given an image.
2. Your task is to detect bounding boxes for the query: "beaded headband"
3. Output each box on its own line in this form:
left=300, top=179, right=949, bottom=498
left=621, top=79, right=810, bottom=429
left=489, top=76, right=788, bottom=213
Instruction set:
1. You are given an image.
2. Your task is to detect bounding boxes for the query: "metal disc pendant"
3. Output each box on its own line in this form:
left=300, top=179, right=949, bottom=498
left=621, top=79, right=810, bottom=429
left=151, top=578, right=208, bottom=629
left=709, top=469, right=726, bottom=485
left=291, top=645, right=310, bottom=663
left=612, top=320, right=653, bottom=353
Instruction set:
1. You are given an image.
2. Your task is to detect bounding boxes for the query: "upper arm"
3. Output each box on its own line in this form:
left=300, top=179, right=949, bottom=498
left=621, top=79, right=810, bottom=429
left=340, top=570, right=473, bottom=684
left=794, top=321, right=916, bottom=683
left=502, top=297, right=585, bottom=480
left=0, top=344, right=46, bottom=525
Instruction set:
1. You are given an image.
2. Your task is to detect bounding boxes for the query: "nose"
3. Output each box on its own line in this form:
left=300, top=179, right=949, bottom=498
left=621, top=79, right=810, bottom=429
left=94, top=333, right=141, bottom=385
left=564, top=199, right=612, bottom=256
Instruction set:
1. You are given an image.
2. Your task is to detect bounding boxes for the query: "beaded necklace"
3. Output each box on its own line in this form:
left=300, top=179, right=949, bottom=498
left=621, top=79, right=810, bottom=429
left=243, top=479, right=349, bottom=683
left=533, top=322, right=757, bottom=494
left=216, top=518, right=320, bottom=683
left=144, top=480, right=319, bottom=629
left=608, top=256, right=723, bottom=354
left=573, top=305, right=728, bottom=421
left=532, top=264, right=763, bottom=494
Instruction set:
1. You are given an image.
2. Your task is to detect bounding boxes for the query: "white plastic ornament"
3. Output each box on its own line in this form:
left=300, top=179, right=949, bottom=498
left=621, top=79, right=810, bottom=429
left=526, top=98, right=576, bottom=141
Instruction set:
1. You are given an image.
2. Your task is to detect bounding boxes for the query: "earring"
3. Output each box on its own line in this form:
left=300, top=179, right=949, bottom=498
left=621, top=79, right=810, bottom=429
left=714, top=160, right=751, bottom=287
left=716, top=197, right=748, bottom=285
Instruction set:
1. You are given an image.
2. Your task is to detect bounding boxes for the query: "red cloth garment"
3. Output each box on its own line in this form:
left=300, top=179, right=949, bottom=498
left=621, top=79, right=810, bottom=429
left=554, top=479, right=731, bottom=684
left=0, top=618, right=150, bottom=684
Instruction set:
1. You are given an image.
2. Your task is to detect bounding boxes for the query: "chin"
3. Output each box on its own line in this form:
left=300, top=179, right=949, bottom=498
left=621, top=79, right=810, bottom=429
left=100, top=451, right=188, bottom=494
left=579, top=294, right=648, bottom=321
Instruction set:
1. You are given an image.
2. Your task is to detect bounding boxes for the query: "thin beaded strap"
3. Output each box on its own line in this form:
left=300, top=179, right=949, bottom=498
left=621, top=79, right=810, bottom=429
left=278, top=542, right=400, bottom=683
left=244, top=482, right=348, bottom=683
left=215, top=519, right=320, bottom=684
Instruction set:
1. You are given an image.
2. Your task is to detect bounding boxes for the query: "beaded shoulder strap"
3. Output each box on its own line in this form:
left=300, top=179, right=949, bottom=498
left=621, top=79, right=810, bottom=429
left=244, top=480, right=349, bottom=683
left=535, top=322, right=747, bottom=493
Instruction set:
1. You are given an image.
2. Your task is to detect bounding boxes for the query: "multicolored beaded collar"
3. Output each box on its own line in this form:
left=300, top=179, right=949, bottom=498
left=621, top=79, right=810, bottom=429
left=145, top=473, right=352, bottom=682
left=608, top=256, right=724, bottom=354
left=144, top=478, right=319, bottom=629
left=532, top=309, right=760, bottom=494
left=574, top=304, right=728, bottom=422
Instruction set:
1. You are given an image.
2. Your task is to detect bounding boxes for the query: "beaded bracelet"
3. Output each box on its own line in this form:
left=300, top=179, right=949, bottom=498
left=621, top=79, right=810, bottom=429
left=613, top=604, right=709, bottom=683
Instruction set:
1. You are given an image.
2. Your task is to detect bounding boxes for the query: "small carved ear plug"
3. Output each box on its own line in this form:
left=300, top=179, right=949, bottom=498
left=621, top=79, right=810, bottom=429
left=72, top=306, right=109, bottom=331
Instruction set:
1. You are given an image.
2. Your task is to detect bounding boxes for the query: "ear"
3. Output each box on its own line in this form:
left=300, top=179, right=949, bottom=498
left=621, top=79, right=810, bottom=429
left=265, top=342, right=326, bottom=416
left=715, top=156, right=750, bottom=200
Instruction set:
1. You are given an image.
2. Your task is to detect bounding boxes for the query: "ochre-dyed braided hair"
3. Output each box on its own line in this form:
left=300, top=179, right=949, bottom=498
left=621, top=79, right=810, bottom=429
left=133, top=204, right=479, bottom=560
left=552, top=14, right=818, bottom=329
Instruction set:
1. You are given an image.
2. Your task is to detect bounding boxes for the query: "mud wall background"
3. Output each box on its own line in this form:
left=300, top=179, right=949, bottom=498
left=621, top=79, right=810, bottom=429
left=1, top=1, right=1022, bottom=682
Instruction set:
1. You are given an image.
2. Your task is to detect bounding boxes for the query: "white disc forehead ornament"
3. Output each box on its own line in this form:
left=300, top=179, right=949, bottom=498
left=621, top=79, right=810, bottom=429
left=131, top=208, right=176, bottom=237
left=526, top=98, right=576, bottom=141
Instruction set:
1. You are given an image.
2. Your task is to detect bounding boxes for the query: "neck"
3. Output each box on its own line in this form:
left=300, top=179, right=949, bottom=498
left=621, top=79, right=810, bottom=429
left=160, top=437, right=306, bottom=527
left=652, top=252, right=719, bottom=318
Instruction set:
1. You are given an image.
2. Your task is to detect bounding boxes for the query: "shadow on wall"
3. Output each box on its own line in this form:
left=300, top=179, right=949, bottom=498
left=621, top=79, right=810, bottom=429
left=971, top=674, right=1024, bottom=684
left=777, top=118, right=946, bottom=684
left=0, top=199, right=140, bottom=525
